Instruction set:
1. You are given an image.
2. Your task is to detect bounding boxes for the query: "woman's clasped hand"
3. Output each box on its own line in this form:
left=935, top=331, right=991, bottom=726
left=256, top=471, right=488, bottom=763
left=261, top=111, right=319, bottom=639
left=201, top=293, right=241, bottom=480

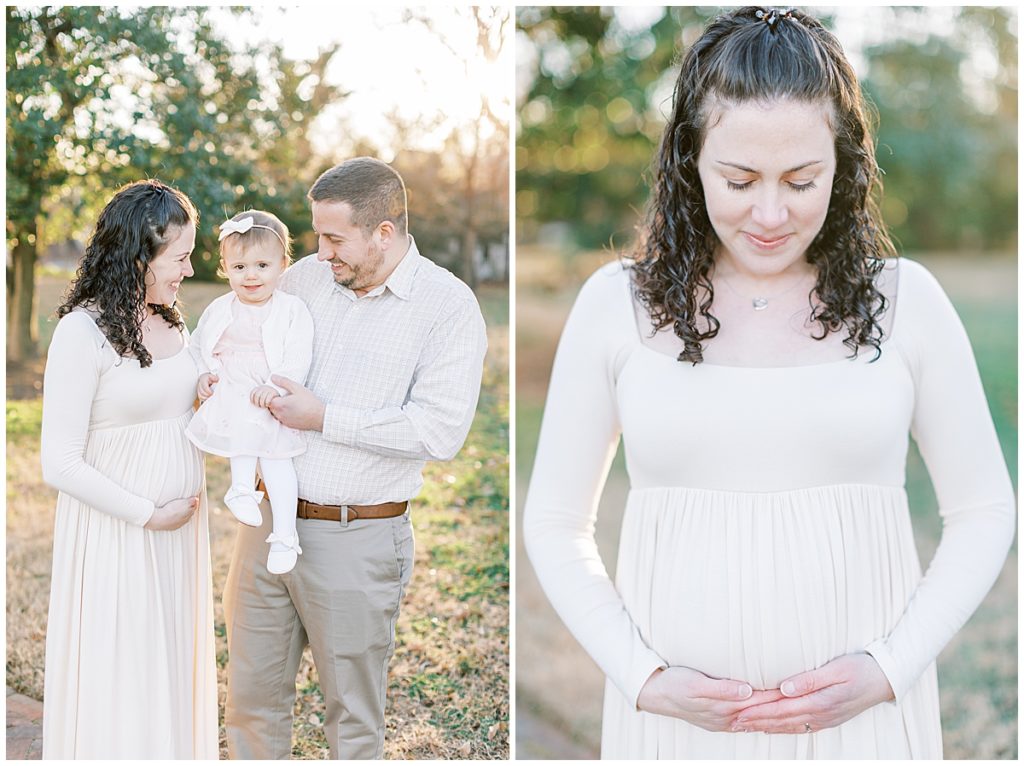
left=639, top=653, right=895, bottom=735
left=637, top=666, right=783, bottom=732
left=144, top=496, right=200, bottom=531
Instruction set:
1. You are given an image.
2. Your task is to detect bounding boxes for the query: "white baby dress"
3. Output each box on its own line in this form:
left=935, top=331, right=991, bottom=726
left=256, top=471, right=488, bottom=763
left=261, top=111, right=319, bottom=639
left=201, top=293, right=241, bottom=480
left=187, top=299, right=305, bottom=459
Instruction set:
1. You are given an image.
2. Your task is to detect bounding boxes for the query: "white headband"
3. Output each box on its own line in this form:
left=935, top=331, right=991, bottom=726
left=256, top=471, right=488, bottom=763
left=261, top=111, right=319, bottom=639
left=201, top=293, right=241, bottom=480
left=218, top=216, right=287, bottom=251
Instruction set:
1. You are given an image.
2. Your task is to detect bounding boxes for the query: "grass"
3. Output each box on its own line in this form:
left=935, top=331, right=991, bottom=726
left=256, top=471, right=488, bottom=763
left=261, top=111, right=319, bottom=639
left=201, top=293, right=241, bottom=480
left=6, top=274, right=509, bottom=760
left=515, top=248, right=1017, bottom=759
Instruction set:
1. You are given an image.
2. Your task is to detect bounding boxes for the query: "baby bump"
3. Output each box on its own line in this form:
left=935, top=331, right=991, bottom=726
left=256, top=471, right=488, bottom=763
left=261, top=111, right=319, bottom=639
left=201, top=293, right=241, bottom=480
left=86, top=412, right=204, bottom=505
left=616, top=485, right=923, bottom=690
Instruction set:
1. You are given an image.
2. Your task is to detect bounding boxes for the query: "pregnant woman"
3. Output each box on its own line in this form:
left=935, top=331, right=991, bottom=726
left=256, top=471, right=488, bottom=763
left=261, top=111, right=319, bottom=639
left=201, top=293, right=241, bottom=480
left=40, top=180, right=217, bottom=758
left=523, top=7, right=1014, bottom=759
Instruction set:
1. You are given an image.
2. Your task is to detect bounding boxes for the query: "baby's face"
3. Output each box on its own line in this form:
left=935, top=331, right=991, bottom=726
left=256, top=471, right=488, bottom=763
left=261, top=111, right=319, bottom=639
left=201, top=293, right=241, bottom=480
left=222, top=242, right=286, bottom=306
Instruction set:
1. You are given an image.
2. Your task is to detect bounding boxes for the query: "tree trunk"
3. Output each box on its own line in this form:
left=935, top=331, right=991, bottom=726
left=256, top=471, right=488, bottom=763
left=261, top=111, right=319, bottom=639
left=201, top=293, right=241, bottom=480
left=461, top=226, right=478, bottom=291
left=8, top=228, right=39, bottom=361
left=461, top=125, right=480, bottom=291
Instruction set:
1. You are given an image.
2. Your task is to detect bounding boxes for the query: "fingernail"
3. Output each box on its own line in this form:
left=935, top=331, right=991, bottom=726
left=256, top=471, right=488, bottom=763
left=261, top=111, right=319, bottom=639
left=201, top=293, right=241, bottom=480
left=739, top=684, right=752, bottom=699
left=781, top=681, right=795, bottom=695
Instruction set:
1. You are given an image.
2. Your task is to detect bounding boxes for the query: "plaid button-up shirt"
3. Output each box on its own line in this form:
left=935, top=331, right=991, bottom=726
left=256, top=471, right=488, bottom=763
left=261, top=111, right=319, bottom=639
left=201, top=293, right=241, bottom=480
left=278, top=236, right=488, bottom=506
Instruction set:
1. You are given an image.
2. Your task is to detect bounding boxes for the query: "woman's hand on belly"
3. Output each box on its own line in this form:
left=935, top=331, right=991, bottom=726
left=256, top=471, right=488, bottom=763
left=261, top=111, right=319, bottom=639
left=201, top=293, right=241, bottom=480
left=145, top=495, right=200, bottom=531
left=637, top=666, right=785, bottom=732
left=730, top=653, right=895, bottom=734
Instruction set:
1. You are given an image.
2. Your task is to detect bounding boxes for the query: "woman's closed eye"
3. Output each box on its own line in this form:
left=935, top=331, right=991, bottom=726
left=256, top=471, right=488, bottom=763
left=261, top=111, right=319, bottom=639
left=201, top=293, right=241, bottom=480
left=726, top=179, right=818, bottom=192
left=788, top=180, right=817, bottom=192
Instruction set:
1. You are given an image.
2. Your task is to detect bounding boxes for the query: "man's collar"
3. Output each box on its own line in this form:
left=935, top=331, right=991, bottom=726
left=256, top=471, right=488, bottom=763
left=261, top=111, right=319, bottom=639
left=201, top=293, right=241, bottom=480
left=374, top=234, right=420, bottom=300
left=329, top=234, right=421, bottom=301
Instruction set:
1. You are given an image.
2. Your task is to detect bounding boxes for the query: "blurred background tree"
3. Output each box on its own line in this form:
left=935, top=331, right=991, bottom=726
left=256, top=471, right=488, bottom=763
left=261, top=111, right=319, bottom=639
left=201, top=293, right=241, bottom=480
left=6, top=7, right=299, bottom=359
left=516, top=6, right=1017, bottom=255
left=6, top=5, right=509, bottom=362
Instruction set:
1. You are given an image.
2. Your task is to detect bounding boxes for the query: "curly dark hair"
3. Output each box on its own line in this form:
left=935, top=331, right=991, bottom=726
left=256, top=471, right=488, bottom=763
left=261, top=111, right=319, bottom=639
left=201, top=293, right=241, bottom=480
left=632, top=6, right=895, bottom=364
left=56, top=179, right=198, bottom=368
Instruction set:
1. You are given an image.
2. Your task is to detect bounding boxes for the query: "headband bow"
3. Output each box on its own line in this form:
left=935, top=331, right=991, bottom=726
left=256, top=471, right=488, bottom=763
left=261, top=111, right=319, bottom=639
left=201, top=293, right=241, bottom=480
left=219, top=216, right=256, bottom=241
left=218, top=216, right=288, bottom=250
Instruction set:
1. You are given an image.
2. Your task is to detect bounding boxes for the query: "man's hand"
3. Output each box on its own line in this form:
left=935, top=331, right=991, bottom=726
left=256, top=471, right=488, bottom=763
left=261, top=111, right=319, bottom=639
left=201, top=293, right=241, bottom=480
left=268, top=375, right=326, bottom=431
left=250, top=384, right=279, bottom=409
left=730, top=653, right=895, bottom=734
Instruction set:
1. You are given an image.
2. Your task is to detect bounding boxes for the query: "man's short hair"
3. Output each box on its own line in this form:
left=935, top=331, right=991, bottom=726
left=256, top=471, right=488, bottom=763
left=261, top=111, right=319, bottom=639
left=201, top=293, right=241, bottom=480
left=308, top=157, right=408, bottom=235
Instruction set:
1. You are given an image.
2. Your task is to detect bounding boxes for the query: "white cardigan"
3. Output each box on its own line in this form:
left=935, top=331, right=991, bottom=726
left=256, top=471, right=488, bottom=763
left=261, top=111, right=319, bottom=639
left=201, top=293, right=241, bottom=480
left=190, top=289, right=314, bottom=394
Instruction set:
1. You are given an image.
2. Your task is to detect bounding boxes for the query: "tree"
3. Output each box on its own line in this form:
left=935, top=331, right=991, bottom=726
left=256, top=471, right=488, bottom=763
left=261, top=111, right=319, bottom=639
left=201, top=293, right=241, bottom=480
left=6, top=7, right=162, bottom=360
left=234, top=45, right=346, bottom=261
left=516, top=7, right=710, bottom=251
left=6, top=7, right=347, bottom=360
left=401, top=6, right=510, bottom=288
left=862, top=7, right=1017, bottom=252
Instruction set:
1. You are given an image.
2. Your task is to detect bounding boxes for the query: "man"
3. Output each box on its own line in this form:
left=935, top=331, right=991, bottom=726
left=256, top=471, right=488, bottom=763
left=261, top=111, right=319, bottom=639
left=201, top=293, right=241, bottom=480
left=222, top=157, right=488, bottom=759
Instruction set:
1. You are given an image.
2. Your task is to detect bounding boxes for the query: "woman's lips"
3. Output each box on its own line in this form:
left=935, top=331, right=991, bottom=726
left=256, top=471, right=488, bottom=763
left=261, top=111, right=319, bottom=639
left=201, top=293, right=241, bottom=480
left=744, top=232, right=792, bottom=250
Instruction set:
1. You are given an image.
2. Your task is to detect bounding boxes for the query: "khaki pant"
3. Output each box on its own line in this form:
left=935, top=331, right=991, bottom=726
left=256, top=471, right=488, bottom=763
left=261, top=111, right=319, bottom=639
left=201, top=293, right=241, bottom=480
left=223, top=503, right=414, bottom=760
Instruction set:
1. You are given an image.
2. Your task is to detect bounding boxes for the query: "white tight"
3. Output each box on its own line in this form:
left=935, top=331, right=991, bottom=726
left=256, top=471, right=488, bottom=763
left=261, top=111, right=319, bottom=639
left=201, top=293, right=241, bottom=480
left=230, top=455, right=297, bottom=539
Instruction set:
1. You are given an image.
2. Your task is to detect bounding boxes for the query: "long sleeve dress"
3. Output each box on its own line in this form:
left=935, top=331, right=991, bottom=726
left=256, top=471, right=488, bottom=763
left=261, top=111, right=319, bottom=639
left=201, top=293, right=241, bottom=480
left=522, top=258, right=1015, bottom=759
left=40, top=310, right=218, bottom=759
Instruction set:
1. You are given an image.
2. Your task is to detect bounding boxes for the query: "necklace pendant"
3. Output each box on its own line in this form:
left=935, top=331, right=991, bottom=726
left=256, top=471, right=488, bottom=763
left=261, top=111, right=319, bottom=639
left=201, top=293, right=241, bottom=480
left=752, top=297, right=769, bottom=311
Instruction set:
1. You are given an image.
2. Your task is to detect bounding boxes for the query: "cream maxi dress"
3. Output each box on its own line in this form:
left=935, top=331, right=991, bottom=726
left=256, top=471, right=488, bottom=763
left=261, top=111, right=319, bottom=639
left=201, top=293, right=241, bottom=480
left=40, top=310, right=218, bottom=759
left=523, top=258, right=1015, bottom=759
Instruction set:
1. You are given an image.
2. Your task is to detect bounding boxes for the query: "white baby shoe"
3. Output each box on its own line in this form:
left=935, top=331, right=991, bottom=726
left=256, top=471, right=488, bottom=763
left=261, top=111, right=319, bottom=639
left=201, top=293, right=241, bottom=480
left=266, top=531, right=302, bottom=575
left=224, top=485, right=264, bottom=527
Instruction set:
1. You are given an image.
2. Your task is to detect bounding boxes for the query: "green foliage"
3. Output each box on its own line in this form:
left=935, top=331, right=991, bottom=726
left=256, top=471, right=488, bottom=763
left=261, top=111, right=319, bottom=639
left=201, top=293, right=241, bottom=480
left=517, top=7, right=707, bottom=250
left=6, top=6, right=344, bottom=281
left=865, top=8, right=1018, bottom=252
left=6, top=400, right=42, bottom=439
left=517, top=7, right=1018, bottom=254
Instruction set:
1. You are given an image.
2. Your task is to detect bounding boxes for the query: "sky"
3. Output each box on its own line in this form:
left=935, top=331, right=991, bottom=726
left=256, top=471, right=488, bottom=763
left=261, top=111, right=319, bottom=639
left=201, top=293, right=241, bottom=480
left=207, top=5, right=512, bottom=160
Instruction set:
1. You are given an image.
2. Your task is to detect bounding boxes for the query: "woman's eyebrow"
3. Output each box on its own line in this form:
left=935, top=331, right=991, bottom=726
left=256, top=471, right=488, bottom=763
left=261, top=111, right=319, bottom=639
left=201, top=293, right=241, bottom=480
left=715, top=160, right=823, bottom=174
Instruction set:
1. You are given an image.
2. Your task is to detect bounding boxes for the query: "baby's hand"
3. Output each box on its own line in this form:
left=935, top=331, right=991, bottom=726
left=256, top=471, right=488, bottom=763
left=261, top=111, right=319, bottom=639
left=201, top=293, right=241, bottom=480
left=197, top=373, right=219, bottom=401
left=250, top=384, right=280, bottom=409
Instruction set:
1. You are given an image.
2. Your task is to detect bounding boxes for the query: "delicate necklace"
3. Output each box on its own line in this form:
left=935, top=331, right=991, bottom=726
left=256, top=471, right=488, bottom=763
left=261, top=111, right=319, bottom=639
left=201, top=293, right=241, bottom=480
left=717, top=270, right=811, bottom=311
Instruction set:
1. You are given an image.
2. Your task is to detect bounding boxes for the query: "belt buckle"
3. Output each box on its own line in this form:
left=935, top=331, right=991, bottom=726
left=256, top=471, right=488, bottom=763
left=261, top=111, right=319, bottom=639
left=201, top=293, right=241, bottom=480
left=338, top=504, right=350, bottom=528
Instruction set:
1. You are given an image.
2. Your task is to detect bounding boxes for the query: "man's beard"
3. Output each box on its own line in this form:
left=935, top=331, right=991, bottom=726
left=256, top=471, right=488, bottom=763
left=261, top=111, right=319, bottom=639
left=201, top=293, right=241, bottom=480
left=334, top=241, right=384, bottom=290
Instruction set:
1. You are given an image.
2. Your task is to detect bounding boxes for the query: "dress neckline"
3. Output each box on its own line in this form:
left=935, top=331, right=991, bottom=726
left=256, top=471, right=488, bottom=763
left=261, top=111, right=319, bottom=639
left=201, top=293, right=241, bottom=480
left=625, top=258, right=902, bottom=371
left=149, top=340, right=189, bottom=362
left=633, top=340, right=891, bottom=371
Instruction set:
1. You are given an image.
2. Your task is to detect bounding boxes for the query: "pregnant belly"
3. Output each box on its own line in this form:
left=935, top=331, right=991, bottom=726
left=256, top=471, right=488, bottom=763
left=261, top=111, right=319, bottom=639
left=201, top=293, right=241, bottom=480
left=86, top=412, right=204, bottom=505
left=616, top=484, right=922, bottom=690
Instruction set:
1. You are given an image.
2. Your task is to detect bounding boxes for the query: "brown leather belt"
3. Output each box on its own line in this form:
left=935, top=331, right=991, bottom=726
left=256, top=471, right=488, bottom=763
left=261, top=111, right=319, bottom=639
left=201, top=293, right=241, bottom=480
left=256, top=479, right=407, bottom=523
